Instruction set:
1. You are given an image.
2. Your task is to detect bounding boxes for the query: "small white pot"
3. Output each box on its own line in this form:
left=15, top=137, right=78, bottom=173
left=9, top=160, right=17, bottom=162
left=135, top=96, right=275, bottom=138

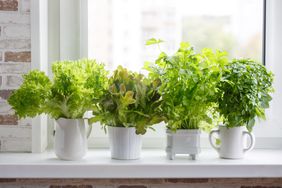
left=54, top=118, right=87, bottom=160
left=108, top=126, right=142, bottom=160
left=166, top=129, right=201, bottom=160
left=209, top=125, right=255, bottom=159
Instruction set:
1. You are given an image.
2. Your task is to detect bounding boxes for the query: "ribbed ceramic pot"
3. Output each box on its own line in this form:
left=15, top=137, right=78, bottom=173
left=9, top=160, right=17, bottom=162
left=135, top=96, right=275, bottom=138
left=209, top=125, right=255, bottom=159
left=108, top=126, right=142, bottom=160
left=54, top=118, right=87, bottom=160
left=166, top=129, right=201, bottom=160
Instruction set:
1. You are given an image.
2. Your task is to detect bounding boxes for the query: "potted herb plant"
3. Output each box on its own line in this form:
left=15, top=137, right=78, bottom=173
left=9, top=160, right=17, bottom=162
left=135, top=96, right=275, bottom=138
left=90, top=66, right=164, bottom=160
left=209, top=59, right=274, bottom=159
left=8, top=59, right=108, bottom=160
left=145, top=40, right=227, bottom=160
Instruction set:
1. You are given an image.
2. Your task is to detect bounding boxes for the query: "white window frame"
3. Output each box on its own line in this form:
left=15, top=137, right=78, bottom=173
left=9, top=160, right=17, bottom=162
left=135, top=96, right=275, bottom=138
left=36, top=0, right=282, bottom=151
left=30, top=0, right=49, bottom=153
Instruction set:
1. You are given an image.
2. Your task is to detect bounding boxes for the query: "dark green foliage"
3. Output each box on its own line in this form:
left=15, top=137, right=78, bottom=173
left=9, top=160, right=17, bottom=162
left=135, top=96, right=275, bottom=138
left=90, top=66, right=164, bottom=135
left=145, top=41, right=228, bottom=131
left=217, top=59, right=274, bottom=131
left=8, top=59, right=108, bottom=119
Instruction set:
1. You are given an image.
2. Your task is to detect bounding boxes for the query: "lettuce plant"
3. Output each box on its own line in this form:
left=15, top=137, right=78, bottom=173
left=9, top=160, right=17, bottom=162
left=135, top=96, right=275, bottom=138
left=90, top=66, right=164, bottom=135
left=145, top=41, right=228, bottom=131
left=8, top=59, right=108, bottom=119
left=8, top=70, right=52, bottom=118
left=217, top=59, right=274, bottom=132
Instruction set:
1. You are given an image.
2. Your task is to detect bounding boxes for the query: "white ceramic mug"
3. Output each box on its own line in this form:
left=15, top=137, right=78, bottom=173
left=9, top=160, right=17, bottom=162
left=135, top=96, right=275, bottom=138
left=54, top=118, right=90, bottom=160
left=209, top=125, right=255, bottom=159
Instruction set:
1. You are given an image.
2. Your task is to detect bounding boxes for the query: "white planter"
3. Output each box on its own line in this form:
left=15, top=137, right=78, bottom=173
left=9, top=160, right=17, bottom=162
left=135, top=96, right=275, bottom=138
left=166, top=129, right=201, bottom=160
left=108, top=126, right=142, bottom=160
left=209, top=125, right=255, bottom=159
left=54, top=118, right=87, bottom=160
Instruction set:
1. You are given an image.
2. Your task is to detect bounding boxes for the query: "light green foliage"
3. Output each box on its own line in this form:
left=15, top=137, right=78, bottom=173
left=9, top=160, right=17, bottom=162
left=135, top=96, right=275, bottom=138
left=145, top=41, right=228, bottom=131
left=146, top=38, right=164, bottom=46
left=8, top=70, right=52, bottom=118
left=91, top=66, right=164, bottom=135
left=8, top=59, right=108, bottom=119
left=217, top=59, right=274, bottom=132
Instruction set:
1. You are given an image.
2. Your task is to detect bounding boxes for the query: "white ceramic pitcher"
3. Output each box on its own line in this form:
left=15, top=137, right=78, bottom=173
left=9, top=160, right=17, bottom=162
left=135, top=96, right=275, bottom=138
left=209, top=125, right=255, bottom=159
left=54, top=118, right=90, bottom=160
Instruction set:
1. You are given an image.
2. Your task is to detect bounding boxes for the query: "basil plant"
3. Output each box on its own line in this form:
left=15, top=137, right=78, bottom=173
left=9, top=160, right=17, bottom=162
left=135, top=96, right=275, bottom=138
left=217, top=59, right=274, bottom=132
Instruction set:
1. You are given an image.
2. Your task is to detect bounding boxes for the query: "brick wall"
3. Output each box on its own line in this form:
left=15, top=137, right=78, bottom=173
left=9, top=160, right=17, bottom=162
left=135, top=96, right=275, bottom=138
left=0, top=0, right=32, bottom=152
left=0, top=178, right=281, bottom=188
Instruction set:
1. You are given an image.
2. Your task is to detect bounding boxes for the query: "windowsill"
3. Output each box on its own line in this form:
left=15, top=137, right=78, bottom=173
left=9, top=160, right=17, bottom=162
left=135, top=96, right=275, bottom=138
left=0, top=149, right=282, bottom=178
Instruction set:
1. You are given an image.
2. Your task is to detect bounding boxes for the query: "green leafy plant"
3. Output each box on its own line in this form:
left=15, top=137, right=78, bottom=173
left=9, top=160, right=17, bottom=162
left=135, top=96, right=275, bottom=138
left=217, top=59, right=274, bottom=132
left=8, top=59, right=108, bottom=119
left=90, top=66, right=164, bottom=135
left=8, top=70, right=52, bottom=118
left=145, top=40, right=228, bottom=131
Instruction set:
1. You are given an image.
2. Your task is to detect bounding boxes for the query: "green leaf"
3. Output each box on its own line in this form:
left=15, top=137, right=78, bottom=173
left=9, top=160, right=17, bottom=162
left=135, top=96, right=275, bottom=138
left=145, top=38, right=164, bottom=46
left=145, top=41, right=228, bottom=131
left=217, top=59, right=273, bottom=131
left=8, top=59, right=109, bottom=120
left=93, top=66, right=164, bottom=135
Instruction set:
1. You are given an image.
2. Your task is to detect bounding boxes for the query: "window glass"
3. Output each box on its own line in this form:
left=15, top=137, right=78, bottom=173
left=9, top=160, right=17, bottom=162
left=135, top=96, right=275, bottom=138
left=87, top=0, right=264, bottom=147
left=88, top=0, right=263, bottom=72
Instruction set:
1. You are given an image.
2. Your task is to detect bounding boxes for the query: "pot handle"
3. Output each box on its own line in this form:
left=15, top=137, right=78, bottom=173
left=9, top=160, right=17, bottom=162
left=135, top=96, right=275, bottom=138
left=85, top=119, right=92, bottom=139
left=243, top=131, right=255, bottom=153
left=209, top=129, right=220, bottom=152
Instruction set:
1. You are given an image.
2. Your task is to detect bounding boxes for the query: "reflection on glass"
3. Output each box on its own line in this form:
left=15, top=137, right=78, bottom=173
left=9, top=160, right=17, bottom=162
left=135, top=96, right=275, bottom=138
left=88, top=0, right=263, bottom=71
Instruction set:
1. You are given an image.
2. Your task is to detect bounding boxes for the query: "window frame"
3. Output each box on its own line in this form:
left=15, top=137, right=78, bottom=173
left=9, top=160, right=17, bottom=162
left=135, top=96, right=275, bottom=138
left=45, top=0, right=282, bottom=150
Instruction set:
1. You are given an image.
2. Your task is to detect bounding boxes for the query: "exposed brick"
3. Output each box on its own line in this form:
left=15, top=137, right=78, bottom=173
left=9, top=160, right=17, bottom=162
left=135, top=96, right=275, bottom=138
left=49, top=186, right=93, bottom=188
left=118, top=186, right=147, bottom=188
left=0, top=89, right=13, bottom=99
left=110, top=179, right=163, bottom=184
left=0, top=63, right=30, bottom=74
left=0, top=137, right=31, bottom=151
left=3, top=25, right=30, bottom=39
left=0, top=125, right=31, bottom=138
left=20, top=0, right=30, bottom=12
left=209, top=178, right=282, bottom=186
left=0, top=39, right=31, bottom=49
left=0, top=114, right=18, bottom=125
left=0, top=0, right=18, bottom=11
left=5, top=51, right=31, bottom=62
left=0, top=101, right=13, bottom=114
left=241, top=186, right=282, bottom=188
left=0, top=12, right=30, bottom=24
left=165, top=178, right=209, bottom=184
left=0, top=178, right=17, bottom=183
left=5, top=75, right=23, bottom=88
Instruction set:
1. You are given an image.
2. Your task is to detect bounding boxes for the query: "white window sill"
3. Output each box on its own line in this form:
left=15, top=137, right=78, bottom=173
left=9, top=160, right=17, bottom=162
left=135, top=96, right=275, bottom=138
left=0, top=149, right=282, bottom=178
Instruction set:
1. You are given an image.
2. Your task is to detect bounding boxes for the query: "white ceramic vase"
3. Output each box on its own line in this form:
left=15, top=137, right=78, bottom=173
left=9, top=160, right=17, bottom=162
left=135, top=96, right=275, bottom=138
left=54, top=118, right=87, bottom=160
left=108, top=126, right=142, bottom=160
left=209, top=125, right=255, bottom=159
left=166, top=129, right=201, bottom=160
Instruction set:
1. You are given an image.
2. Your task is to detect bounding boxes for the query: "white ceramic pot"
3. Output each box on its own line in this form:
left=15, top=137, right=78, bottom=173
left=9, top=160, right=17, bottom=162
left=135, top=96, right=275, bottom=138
left=209, top=125, right=255, bottom=159
left=54, top=118, right=87, bottom=160
left=108, top=126, right=142, bottom=160
left=166, top=129, right=201, bottom=160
